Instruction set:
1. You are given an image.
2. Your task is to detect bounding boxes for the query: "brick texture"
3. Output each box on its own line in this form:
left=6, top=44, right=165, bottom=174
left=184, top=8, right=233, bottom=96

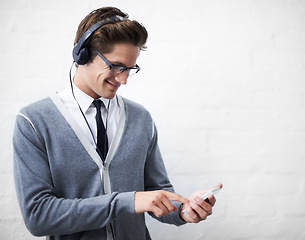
left=1, top=0, right=304, bottom=239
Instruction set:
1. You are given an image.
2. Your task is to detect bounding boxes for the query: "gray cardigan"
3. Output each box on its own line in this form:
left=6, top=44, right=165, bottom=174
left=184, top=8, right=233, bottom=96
left=13, top=94, right=185, bottom=240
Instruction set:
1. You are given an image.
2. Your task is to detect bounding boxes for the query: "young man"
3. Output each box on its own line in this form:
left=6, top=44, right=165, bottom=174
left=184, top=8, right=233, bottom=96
left=13, top=7, right=222, bottom=240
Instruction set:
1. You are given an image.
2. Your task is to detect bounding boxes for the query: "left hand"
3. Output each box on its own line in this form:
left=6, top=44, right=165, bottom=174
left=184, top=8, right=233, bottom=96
left=180, top=183, right=222, bottom=223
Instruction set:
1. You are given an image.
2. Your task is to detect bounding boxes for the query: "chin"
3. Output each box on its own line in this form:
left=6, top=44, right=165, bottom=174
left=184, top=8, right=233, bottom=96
left=102, top=92, right=116, bottom=99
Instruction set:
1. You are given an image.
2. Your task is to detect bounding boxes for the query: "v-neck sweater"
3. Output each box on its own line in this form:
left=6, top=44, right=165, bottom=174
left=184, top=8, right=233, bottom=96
left=13, top=94, right=185, bottom=240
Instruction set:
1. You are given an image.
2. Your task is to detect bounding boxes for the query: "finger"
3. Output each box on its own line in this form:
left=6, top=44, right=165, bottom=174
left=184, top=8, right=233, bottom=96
left=190, top=200, right=208, bottom=220
left=154, top=202, right=177, bottom=217
left=213, top=183, right=223, bottom=190
left=203, top=183, right=222, bottom=204
left=152, top=192, right=178, bottom=217
left=206, top=195, right=216, bottom=207
left=183, top=203, right=200, bottom=223
left=163, top=191, right=189, bottom=204
left=194, top=196, right=212, bottom=216
left=151, top=204, right=164, bottom=218
left=159, top=196, right=177, bottom=212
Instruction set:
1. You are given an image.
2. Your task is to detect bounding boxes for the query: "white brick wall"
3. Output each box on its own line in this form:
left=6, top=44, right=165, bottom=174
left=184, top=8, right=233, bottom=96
left=1, top=0, right=304, bottom=239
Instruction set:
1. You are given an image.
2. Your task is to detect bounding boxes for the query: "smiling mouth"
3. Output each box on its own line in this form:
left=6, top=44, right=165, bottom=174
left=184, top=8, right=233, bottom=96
left=106, top=80, right=119, bottom=89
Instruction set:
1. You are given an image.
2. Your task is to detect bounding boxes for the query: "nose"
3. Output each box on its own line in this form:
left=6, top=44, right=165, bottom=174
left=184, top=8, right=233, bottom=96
left=115, top=71, right=128, bottom=85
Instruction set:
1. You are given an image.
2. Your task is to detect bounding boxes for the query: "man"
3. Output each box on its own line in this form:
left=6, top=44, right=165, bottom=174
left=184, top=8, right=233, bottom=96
left=13, top=6, right=222, bottom=240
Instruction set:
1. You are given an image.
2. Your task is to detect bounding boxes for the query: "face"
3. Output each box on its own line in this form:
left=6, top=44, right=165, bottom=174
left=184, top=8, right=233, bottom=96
left=75, top=43, right=140, bottom=99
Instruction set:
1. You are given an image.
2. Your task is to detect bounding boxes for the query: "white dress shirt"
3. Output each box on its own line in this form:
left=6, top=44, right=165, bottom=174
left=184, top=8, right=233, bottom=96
left=57, top=82, right=120, bottom=149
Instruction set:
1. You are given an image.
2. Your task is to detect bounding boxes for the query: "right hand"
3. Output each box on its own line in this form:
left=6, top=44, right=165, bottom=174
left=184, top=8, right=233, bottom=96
left=135, top=190, right=189, bottom=218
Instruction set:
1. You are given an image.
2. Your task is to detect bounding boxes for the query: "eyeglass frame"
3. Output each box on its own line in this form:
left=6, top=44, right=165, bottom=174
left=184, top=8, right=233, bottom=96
left=95, top=50, right=141, bottom=76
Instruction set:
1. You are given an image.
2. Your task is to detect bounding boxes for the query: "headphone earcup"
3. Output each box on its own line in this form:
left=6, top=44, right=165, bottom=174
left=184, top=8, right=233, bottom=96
left=73, top=47, right=90, bottom=65
left=72, top=15, right=123, bottom=65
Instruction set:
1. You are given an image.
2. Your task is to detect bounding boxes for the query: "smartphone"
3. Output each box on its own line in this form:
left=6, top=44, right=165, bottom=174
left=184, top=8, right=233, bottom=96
left=201, top=186, right=221, bottom=201
left=182, top=186, right=221, bottom=215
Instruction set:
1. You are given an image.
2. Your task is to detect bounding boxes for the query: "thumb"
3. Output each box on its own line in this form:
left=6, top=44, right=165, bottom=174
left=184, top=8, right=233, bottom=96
left=212, top=183, right=223, bottom=190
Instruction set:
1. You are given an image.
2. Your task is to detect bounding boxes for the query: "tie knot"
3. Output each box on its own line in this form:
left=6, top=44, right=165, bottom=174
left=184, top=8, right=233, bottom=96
left=93, top=99, right=103, bottom=110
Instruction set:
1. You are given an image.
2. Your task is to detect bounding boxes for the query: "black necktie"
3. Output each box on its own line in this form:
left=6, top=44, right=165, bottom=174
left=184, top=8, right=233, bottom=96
left=93, top=100, right=108, bottom=160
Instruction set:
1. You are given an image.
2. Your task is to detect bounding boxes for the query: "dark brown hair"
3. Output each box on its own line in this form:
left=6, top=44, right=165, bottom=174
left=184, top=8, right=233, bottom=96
left=74, top=7, right=148, bottom=62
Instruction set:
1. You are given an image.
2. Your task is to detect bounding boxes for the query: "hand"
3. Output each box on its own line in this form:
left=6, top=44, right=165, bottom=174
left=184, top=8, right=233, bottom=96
left=180, top=183, right=223, bottom=223
left=135, top=190, right=189, bottom=218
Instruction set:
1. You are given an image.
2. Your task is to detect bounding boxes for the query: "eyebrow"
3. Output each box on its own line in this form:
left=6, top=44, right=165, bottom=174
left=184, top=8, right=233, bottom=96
left=111, top=62, right=127, bottom=67
left=112, top=62, right=137, bottom=68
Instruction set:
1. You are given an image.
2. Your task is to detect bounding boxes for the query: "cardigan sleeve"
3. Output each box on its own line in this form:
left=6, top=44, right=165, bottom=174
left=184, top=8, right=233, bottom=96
left=13, top=112, right=135, bottom=237
left=144, top=123, right=187, bottom=226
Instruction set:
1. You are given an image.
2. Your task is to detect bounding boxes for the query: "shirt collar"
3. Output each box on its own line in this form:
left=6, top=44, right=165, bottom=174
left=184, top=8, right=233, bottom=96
left=72, top=82, right=112, bottom=113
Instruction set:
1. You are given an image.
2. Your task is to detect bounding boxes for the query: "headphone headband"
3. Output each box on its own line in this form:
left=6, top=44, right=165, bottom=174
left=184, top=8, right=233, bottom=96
left=73, top=15, right=125, bottom=65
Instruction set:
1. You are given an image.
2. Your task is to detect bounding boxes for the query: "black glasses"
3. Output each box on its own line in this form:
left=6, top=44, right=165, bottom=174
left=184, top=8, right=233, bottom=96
left=95, top=50, right=140, bottom=76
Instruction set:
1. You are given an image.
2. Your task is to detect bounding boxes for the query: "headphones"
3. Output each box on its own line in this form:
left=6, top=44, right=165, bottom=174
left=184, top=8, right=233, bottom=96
left=72, top=15, right=125, bottom=65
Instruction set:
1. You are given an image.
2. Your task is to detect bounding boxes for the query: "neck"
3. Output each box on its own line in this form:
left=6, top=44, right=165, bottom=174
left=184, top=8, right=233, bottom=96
left=73, top=67, right=101, bottom=99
